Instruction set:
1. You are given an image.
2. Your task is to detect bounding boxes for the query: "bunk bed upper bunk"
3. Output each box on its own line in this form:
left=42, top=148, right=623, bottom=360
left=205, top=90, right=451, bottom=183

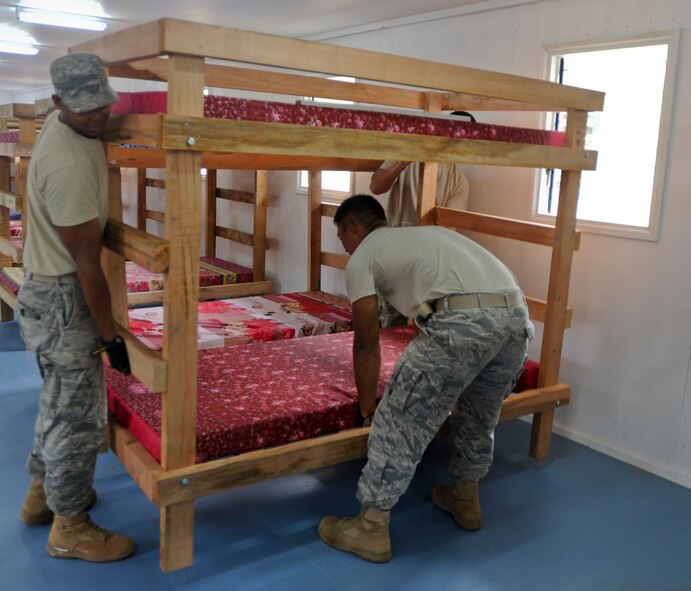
left=70, top=17, right=603, bottom=572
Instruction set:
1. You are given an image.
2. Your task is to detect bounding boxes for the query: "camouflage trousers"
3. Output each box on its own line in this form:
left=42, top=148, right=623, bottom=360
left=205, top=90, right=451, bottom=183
left=357, top=302, right=533, bottom=511
left=17, top=277, right=106, bottom=517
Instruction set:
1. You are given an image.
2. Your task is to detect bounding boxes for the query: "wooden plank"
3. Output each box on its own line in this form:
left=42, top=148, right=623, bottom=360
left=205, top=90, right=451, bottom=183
left=321, top=203, right=338, bottom=219
left=146, top=178, right=166, bottom=189
left=0, top=103, right=34, bottom=119
left=107, top=145, right=380, bottom=171
left=418, top=93, right=442, bottom=225
left=69, top=20, right=164, bottom=65
left=146, top=210, right=165, bottom=223
left=109, top=417, right=160, bottom=502
left=137, top=168, right=147, bottom=231
left=321, top=251, right=349, bottom=271
left=158, top=53, right=204, bottom=573
left=0, top=159, right=11, bottom=269
left=308, top=171, right=322, bottom=291
left=216, top=187, right=255, bottom=204
left=102, top=166, right=128, bottom=328
left=531, top=109, right=588, bottom=460
left=126, top=280, right=272, bottom=307
left=443, top=92, right=566, bottom=113
left=110, top=58, right=429, bottom=110
left=253, top=170, right=268, bottom=282
left=157, top=427, right=370, bottom=505
left=0, top=236, right=21, bottom=261
left=0, top=190, right=19, bottom=210
left=102, top=114, right=160, bottom=146
left=103, top=219, right=169, bottom=272
left=0, top=281, right=17, bottom=317
left=205, top=168, right=217, bottom=257
left=526, top=296, right=572, bottom=328
left=117, top=323, right=168, bottom=392
left=436, top=207, right=581, bottom=250
left=215, top=226, right=255, bottom=247
left=499, top=384, right=570, bottom=422
left=151, top=19, right=604, bottom=111
left=162, top=116, right=598, bottom=171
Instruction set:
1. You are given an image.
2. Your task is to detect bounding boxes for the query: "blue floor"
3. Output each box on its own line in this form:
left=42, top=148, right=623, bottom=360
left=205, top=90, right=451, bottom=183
left=1, top=320, right=690, bottom=591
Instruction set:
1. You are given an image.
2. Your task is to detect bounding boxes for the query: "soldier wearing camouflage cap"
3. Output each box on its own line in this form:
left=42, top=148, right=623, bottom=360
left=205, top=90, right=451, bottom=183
left=318, top=194, right=533, bottom=563
left=17, top=52, right=134, bottom=562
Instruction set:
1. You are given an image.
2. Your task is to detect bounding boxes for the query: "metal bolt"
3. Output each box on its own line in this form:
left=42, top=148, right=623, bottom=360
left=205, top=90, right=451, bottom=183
left=180, top=477, right=190, bottom=486
left=186, top=137, right=196, bottom=146
left=110, top=160, right=116, bottom=165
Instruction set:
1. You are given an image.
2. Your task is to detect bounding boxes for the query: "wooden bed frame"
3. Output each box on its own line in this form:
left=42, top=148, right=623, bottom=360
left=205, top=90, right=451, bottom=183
left=0, top=103, right=36, bottom=321
left=71, top=17, right=603, bottom=572
left=106, top=147, right=274, bottom=306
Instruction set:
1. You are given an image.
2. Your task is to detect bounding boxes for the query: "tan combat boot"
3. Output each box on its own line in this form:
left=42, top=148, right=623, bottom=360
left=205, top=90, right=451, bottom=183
left=47, top=513, right=134, bottom=562
left=431, top=480, right=482, bottom=530
left=20, top=478, right=97, bottom=525
left=318, top=506, right=392, bottom=563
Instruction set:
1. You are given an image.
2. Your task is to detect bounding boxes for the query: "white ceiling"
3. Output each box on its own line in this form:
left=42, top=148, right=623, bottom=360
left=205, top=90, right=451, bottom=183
left=0, top=0, right=507, bottom=97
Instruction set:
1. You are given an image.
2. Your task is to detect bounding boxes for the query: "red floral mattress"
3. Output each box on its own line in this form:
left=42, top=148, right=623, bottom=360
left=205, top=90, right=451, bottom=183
left=0, top=266, right=23, bottom=296
left=125, top=256, right=252, bottom=293
left=105, top=326, right=540, bottom=463
left=0, top=131, right=19, bottom=143
left=128, top=290, right=352, bottom=351
left=106, top=326, right=415, bottom=462
left=10, top=220, right=22, bottom=237
left=111, top=92, right=565, bottom=147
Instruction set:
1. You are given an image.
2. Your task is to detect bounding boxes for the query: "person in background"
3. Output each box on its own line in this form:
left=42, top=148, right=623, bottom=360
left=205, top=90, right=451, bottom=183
left=318, top=194, right=532, bottom=563
left=17, top=53, right=134, bottom=563
left=369, top=112, right=475, bottom=228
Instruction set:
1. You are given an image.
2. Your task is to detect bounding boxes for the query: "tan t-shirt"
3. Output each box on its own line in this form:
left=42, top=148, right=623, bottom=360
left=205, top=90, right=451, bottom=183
left=345, top=226, right=519, bottom=318
left=24, top=110, right=109, bottom=276
left=382, top=161, right=470, bottom=227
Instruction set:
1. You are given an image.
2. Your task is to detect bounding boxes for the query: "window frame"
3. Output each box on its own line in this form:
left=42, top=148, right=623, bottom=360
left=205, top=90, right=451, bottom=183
left=533, top=30, right=679, bottom=241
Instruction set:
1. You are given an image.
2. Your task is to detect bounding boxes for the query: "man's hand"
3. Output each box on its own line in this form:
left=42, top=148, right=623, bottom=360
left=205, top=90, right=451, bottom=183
left=93, top=336, right=131, bottom=375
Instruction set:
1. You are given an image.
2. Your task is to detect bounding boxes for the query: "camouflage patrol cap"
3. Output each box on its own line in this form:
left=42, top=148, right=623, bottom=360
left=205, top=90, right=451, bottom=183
left=50, top=53, right=119, bottom=113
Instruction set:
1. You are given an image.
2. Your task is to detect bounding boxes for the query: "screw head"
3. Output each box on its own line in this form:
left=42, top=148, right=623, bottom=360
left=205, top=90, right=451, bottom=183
left=186, top=137, right=196, bottom=146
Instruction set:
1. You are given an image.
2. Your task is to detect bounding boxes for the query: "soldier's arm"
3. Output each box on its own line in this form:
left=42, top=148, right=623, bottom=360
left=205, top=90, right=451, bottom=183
left=351, top=294, right=381, bottom=419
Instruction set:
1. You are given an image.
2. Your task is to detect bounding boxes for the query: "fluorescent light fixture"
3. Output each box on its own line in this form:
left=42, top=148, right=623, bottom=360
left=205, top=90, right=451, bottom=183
left=16, top=7, right=108, bottom=31
left=0, top=40, right=38, bottom=55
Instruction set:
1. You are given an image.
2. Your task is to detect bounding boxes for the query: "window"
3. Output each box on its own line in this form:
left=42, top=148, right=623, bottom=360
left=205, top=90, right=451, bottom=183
left=537, top=32, right=678, bottom=240
left=297, top=76, right=355, bottom=200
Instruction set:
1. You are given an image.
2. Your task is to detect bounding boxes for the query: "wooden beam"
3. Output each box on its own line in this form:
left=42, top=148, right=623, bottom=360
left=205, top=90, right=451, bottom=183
left=116, top=322, right=168, bottom=392
left=526, top=296, right=572, bottom=328
left=126, top=280, right=272, bottom=307
left=157, top=427, right=370, bottom=506
left=151, top=19, right=604, bottom=111
left=162, top=116, right=598, bottom=171
left=308, top=171, right=322, bottom=291
left=205, top=168, right=217, bottom=257
left=146, top=178, right=166, bottom=189
left=146, top=210, right=165, bottom=223
left=215, top=226, right=255, bottom=247
left=0, top=103, right=34, bottom=119
left=321, top=203, right=338, bottom=219
left=109, top=418, right=161, bottom=503
left=102, top=114, right=160, bottom=146
left=103, top=219, right=170, bottom=272
left=436, top=207, right=581, bottom=250
left=137, top=168, right=147, bottom=231
left=321, top=251, right=349, bottom=271
left=0, top=236, right=22, bottom=263
left=69, top=19, right=164, bottom=64
left=101, top=166, right=128, bottom=328
left=253, top=170, right=268, bottom=282
left=215, top=187, right=255, bottom=204
left=108, top=145, right=381, bottom=172
left=0, top=190, right=20, bottom=211
left=499, top=384, right=570, bottom=422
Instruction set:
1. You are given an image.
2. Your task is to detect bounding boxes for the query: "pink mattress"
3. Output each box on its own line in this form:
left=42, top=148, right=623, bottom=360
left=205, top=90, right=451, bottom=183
left=126, top=256, right=252, bottom=293
left=128, top=290, right=352, bottom=351
left=111, top=92, right=565, bottom=147
left=106, top=326, right=416, bottom=462
left=105, top=326, right=540, bottom=463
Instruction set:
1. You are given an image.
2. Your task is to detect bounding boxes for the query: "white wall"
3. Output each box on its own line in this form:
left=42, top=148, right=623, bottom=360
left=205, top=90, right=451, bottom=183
left=305, top=0, right=690, bottom=487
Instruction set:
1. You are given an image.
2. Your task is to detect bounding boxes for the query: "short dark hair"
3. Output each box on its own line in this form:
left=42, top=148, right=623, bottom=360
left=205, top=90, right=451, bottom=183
left=334, top=194, right=387, bottom=228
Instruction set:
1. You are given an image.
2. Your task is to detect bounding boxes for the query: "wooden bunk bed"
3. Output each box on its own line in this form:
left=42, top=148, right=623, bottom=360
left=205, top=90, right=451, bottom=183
left=70, top=17, right=603, bottom=572
left=0, top=103, right=37, bottom=321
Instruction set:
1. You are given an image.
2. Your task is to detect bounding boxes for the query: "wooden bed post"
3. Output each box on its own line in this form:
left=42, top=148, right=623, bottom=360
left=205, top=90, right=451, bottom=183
left=102, top=165, right=128, bottom=325
left=531, top=108, right=588, bottom=459
left=307, top=170, right=322, bottom=291
left=160, top=53, right=204, bottom=572
left=204, top=168, right=217, bottom=257
left=0, top=157, right=11, bottom=321
left=418, top=92, right=442, bottom=225
left=137, top=168, right=147, bottom=231
left=253, top=170, right=268, bottom=282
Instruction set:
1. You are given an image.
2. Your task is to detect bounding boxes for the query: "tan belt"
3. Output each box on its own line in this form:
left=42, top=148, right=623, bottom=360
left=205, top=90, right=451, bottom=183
left=25, top=271, right=79, bottom=285
left=435, top=290, right=524, bottom=312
